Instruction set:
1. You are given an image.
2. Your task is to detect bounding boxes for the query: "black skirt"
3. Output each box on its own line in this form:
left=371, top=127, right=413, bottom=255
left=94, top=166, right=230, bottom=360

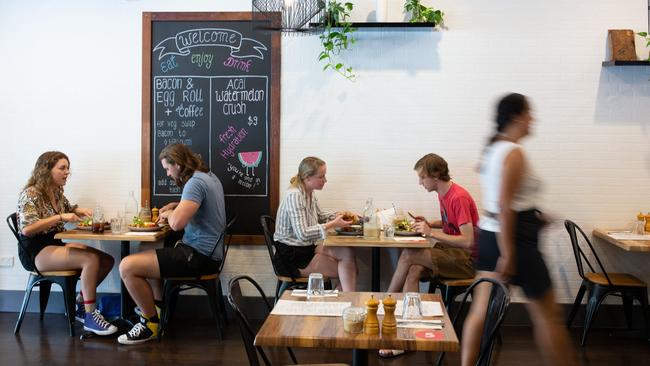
left=273, top=242, right=315, bottom=278
left=17, top=231, right=65, bottom=271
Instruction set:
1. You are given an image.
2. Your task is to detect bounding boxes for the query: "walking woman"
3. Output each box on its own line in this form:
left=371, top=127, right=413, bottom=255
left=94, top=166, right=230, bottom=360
left=462, top=93, right=577, bottom=366
left=17, top=151, right=117, bottom=335
left=273, top=156, right=357, bottom=291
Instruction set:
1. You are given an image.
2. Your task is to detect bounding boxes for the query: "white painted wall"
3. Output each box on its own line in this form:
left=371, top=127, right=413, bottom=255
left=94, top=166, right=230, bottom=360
left=1, top=0, right=649, bottom=304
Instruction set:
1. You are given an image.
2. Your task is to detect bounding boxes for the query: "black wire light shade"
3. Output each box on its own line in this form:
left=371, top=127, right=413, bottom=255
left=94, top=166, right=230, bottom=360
left=252, top=0, right=325, bottom=32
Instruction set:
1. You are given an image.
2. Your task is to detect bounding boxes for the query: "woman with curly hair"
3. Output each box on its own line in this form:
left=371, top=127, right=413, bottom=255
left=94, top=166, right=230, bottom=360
left=17, top=151, right=117, bottom=335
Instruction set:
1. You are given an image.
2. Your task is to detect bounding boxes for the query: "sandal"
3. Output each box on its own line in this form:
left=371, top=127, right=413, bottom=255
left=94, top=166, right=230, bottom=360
left=378, top=349, right=406, bottom=359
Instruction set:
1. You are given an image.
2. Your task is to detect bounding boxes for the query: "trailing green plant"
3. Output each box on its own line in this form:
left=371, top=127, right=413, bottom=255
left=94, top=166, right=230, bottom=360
left=404, top=0, right=444, bottom=25
left=318, top=1, right=357, bottom=81
left=637, top=32, right=650, bottom=61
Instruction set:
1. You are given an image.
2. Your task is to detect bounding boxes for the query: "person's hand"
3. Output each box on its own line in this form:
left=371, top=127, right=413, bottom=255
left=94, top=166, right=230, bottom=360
left=160, top=202, right=178, bottom=213
left=413, top=220, right=432, bottom=236
left=60, top=212, right=81, bottom=223
left=158, top=209, right=173, bottom=222
left=330, top=214, right=353, bottom=228
left=75, top=207, right=92, bottom=217
left=495, top=256, right=516, bottom=283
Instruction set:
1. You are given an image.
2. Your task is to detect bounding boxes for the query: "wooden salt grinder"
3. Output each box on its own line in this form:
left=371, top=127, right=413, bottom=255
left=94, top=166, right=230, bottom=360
left=364, top=295, right=379, bottom=335
left=381, top=295, right=397, bottom=335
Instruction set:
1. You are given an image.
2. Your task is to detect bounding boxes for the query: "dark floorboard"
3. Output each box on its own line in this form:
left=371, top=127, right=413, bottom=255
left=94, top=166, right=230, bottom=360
left=1, top=311, right=650, bottom=366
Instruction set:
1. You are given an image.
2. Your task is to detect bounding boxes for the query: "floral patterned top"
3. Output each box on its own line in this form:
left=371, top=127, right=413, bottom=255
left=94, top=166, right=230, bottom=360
left=17, top=186, right=74, bottom=235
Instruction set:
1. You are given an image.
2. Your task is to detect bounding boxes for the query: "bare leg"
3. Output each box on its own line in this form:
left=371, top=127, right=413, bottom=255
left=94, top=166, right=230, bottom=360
left=65, top=243, right=115, bottom=286
left=35, top=245, right=102, bottom=302
left=119, top=250, right=161, bottom=318
left=299, top=246, right=357, bottom=291
left=148, top=279, right=163, bottom=302
left=460, top=271, right=498, bottom=366
left=387, top=248, right=432, bottom=292
left=404, top=265, right=431, bottom=292
left=525, top=290, right=578, bottom=366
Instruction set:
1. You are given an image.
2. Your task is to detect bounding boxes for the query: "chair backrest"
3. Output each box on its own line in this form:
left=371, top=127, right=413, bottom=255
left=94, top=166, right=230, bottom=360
left=216, top=214, right=238, bottom=273
left=454, top=278, right=510, bottom=366
left=260, top=215, right=281, bottom=278
left=227, top=275, right=274, bottom=366
left=6, top=213, right=41, bottom=275
left=564, top=219, right=611, bottom=286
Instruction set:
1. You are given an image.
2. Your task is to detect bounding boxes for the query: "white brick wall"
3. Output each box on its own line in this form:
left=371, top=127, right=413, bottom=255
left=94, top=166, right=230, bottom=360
left=1, top=0, right=649, bottom=304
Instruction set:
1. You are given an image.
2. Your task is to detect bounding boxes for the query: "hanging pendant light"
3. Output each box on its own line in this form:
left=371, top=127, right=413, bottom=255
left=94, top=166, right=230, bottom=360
left=252, top=0, right=325, bottom=32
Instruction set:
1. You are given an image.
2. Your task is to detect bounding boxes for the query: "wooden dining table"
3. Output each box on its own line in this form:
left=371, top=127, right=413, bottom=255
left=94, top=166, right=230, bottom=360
left=254, top=291, right=459, bottom=366
left=323, top=233, right=433, bottom=291
left=54, top=228, right=170, bottom=319
left=592, top=228, right=650, bottom=252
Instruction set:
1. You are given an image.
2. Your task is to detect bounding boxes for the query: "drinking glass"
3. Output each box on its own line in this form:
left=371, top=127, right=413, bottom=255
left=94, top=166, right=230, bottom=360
left=384, top=223, right=395, bottom=238
left=402, top=292, right=422, bottom=319
left=110, top=218, right=123, bottom=234
left=307, top=273, right=325, bottom=299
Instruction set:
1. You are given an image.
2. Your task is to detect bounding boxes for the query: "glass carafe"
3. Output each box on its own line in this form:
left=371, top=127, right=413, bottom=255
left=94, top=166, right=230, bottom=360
left=125, top=190, right=139, bottom=225
left=362, top=198, right=379, bottom=238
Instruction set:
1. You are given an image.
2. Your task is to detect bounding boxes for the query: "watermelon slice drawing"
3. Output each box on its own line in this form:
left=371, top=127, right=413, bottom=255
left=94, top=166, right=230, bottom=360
left=238, top=151, right=262, bottom=176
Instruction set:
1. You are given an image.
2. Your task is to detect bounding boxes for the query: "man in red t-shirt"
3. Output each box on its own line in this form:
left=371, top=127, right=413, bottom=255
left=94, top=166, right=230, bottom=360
left=387, top=153, right=479, bottom=293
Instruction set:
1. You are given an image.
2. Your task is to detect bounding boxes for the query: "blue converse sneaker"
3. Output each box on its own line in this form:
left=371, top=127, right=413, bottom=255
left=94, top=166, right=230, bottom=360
left=118, top=320, right=158, bottom=345
left=75, top=302, right=85, bottom=324
left=83, top=309, right=118, bottom=336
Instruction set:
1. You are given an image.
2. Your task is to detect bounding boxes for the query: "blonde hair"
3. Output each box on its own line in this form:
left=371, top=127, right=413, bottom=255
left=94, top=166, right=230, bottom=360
left=289, top=157, right=326, bottom=190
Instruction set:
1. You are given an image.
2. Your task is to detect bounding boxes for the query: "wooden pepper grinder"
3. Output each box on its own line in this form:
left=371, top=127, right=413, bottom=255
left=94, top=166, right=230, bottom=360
left=381, top=295, right=397, bottom=336
left=364, top=295, right=379, bottom=335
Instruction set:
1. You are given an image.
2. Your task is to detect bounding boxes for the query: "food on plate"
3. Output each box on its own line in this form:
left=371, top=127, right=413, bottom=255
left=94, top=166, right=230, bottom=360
left=341, top=212, right=359, bottom=224
left=394, top=219, right=415, bottom=232
left=77, top=217, right=93, bottom=227
left=340, top=226, right=361, bottom=233
left=131, top=217, right=157, bottom=228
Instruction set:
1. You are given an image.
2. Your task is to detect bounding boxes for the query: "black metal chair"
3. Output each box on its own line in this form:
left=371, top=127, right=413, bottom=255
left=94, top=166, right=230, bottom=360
left=159, top=215, right=237, bottom=340
left=7, top=213, right=80, bottom=337
left=564, top=219, right=650, bottom=346
left=227, top=275, right=297, bottom=366
left=428, top=276, right=476, bottom=312
left=259, top=215, right=331, bottom=303
left=436, top=277, right=510, bottom=366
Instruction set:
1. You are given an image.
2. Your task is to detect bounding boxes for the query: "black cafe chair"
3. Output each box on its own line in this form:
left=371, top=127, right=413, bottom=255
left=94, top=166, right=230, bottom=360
left=159, top=215, right=237, bottom=340
left=564, top=219, right=650, bottom=346
left=436, top=278, right=510, bottom=366
left=7, top=213, right=80, bottom=337
left=260, top=215, right=332, bottom=303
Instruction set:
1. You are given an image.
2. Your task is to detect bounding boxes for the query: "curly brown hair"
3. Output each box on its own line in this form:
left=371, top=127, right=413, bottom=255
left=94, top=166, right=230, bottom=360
left=413, top=153, right=451, bottom=182
left=159, top=144, right=208, bottom=188
left=24, top=151, right=70, bottom=208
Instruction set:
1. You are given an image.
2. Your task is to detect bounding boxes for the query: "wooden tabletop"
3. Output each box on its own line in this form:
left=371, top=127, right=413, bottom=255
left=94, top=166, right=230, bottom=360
left=54, top=228, right=170, bottom=242
left=592, top=228, right=650, bottom=252
left=323, top=233, right=432, bottom=248
left=254, top=291, right=459, bottom=352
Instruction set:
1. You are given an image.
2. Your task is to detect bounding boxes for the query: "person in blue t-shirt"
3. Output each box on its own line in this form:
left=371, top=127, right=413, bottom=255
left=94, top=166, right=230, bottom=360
left=118, top=144, right=226, bottom=345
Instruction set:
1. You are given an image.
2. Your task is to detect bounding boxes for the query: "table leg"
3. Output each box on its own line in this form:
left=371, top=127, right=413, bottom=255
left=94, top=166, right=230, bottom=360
left=120, top=240, right=135, bottom=320
left=352, top=349, right=368, bottom=366
left=371, top=247, right=380, bottom=292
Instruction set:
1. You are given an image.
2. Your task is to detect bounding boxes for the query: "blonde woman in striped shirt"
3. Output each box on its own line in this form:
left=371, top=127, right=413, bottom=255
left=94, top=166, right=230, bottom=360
left=273, top=157, right=358, bottom=291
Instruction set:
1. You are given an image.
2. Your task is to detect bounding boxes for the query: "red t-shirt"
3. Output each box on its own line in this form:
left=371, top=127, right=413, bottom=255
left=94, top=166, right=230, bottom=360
left=438, top=183, right=480, bottom=258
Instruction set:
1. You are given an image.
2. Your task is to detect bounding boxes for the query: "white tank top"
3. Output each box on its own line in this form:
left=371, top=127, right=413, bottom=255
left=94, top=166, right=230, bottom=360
left=479, top=140, right=542, bottom=232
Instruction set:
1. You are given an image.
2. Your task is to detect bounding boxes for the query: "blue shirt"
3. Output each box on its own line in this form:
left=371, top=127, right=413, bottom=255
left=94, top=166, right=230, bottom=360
left=181, top=171, right=226, bottom=261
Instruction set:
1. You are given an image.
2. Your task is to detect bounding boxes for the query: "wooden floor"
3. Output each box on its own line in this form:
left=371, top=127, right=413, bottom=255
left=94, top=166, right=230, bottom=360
left=1, top=311, right=650, bottom=366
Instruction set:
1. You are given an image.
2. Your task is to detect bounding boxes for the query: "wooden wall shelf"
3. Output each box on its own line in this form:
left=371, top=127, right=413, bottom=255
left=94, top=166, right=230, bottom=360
left=602, top=60, right=650, bottom=66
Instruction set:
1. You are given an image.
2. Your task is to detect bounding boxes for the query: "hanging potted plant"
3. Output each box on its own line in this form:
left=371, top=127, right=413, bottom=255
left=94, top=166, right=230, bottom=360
left=318, top=1, right=357, bottom=81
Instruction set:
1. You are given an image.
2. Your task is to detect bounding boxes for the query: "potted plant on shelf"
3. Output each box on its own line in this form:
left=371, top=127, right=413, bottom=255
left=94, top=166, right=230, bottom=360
left=404, top=0, right=444, bottom=26
left=637, top=31, right=650, bottom=61
left=318, top=1, right=357, bottom=81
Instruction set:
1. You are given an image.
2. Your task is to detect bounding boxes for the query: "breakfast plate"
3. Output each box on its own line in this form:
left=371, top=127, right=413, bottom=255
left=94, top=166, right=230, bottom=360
left=394, top=230, right=420, bottom=237
left=127, top=225, right=162, bottom=232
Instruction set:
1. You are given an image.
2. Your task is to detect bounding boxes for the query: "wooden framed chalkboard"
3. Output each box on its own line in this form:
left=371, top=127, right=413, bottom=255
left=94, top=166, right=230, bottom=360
left=142, top=12, right=280, bottom=244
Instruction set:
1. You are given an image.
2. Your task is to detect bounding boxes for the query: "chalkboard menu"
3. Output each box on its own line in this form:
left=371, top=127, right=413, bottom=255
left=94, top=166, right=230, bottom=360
left=142, top=12, right=280, bottom=243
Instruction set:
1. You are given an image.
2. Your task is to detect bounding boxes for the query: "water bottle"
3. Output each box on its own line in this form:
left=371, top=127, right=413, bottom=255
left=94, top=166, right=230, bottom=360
left=362, top=198, right=379, bottom=238
left=125, top=190, right=139, bottom=225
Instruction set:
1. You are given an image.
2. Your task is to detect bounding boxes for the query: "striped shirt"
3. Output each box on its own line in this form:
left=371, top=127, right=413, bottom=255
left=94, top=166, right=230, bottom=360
left=274, top=187, right=333, bottom=247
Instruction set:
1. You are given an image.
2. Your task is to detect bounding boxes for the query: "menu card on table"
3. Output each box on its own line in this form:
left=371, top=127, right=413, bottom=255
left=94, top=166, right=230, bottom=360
left=607, top=231, right=650, bottom=241
left=271, top=299, right=351, bottom=316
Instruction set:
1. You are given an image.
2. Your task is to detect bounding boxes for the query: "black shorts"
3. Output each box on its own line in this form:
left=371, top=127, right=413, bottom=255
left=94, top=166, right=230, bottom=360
left=156, top=243, right=221, bottom=278
left=475, top=209, right=552, bottom=299
left=18, top=232, right=65, bottom=271
left=273, top=242, right=315, bottom=278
